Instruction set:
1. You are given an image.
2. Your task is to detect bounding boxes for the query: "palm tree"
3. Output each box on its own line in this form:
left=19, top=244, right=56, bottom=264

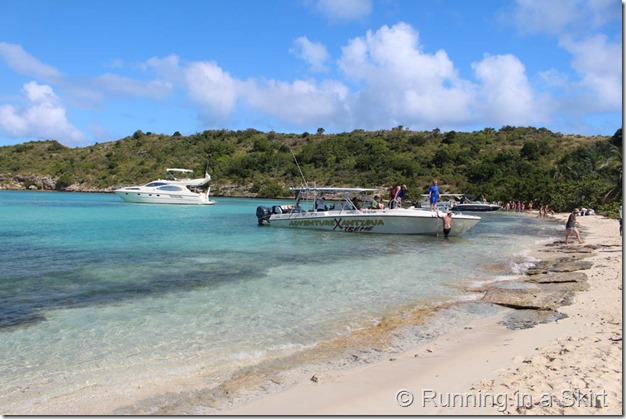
left=594, top=129, right=622, bottom=204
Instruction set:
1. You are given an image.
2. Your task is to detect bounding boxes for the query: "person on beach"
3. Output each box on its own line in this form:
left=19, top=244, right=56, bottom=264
left=565, top=208, right=584, bottom=244
left=438, top=211, right=453, bottom=238
left=428, top=180, right=439, bottom=211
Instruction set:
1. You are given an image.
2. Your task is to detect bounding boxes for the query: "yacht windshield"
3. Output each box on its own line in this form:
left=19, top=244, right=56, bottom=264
left=157, top=185, right=184, bottom=191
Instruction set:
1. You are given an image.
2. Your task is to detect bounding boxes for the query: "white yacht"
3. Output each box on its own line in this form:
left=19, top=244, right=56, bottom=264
left=256, top=187, right=480, bottom=236
left=450, top=195, right=501, bottom=212
left=114, top=168, right=216, bottom=205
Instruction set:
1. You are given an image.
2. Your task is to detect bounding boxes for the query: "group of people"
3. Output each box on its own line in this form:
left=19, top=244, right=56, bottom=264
left=313, top=180, right=453, bottom=237
left=367, top=181, right=441, bottom=211
left=366, top=184, right=409, bottom=209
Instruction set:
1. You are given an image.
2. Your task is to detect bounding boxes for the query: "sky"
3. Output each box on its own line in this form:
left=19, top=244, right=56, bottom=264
left=0, top=0, right=622, bottom=147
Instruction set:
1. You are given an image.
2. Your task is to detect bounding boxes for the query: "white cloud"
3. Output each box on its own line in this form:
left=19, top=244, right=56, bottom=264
left=559, top=34, right=621, bottom=110
left=95, top=73, right=173, bottom=98
left=471, top=54, right=545, bottom=125
left=0, top=42, right=61, bottom=82
left=183, top=61, right=239, bottom=123
left=290, top=36, right=330, bottom=72
left=241, top=78, right=349, bottom=127
left=0, top=82, right=84, bottom=144
left=338, top=23, right=474, bottom=129
left=509, top=0, right=619, bottom=35
left=502, top=0, right=621, bottom=124
left=312, top=0, right=372, bottom=22
left=144, top=54, right=185, bottom=83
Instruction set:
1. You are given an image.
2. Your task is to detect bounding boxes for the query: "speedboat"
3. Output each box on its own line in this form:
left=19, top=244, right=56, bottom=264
left=256, top=187, right=481, bottom=236
left=451, top=195, right=501, bottom=212
left=114, top=168, right=216, bottom=205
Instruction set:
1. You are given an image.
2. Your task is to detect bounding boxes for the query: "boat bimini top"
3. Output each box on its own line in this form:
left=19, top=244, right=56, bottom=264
left=289, top=187, right=378, bottom=194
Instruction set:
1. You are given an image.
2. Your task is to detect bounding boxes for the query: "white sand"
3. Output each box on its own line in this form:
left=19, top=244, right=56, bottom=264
left=227, top=213, right=622, bottom=415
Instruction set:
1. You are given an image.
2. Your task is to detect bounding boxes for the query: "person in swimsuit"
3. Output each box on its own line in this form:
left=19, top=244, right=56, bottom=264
left=438, top=211, right=453, bottom=238
left=565, top=208, right=584, bottom=244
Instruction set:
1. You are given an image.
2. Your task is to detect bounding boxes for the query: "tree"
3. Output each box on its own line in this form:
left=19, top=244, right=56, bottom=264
left=596, top=139, right=623, bottom=204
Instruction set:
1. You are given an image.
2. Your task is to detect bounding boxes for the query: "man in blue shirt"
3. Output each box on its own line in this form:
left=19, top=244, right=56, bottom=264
left=428, top=180, right=439, bottom=211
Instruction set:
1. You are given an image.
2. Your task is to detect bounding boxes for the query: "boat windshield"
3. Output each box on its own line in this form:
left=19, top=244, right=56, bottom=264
left=145, top=182, right=169, bottom=187
left=292, top=188, right=371, bottom=212
left=157, top=185, right=184, bottom=191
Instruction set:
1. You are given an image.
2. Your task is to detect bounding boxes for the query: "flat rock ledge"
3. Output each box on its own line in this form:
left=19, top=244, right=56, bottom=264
left=478, top=241, right=593, bottom=329
left=482, top=286, right=576, bottom=311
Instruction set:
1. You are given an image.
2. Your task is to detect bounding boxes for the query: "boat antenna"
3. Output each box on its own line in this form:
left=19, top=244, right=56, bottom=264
left=290, top=149, right=309, bottom=189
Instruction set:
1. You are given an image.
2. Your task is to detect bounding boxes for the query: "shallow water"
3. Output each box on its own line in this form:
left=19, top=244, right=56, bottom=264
left=0, top=191, right=562, bottom=413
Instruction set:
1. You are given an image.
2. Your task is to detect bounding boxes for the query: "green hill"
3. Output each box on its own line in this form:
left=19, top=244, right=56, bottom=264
left=0, top=126, right=621, bottom=215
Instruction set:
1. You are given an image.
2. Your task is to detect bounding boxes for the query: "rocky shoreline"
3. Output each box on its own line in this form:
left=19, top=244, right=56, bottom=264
left=474, top=241, right=612, bottom=331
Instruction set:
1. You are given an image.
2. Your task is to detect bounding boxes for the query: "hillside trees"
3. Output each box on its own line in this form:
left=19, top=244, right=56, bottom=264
left=0, top=127, right=620, bottom=215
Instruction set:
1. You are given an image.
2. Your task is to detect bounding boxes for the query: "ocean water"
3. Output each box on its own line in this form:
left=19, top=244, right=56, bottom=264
left=0, top=191, right=562, bottom=414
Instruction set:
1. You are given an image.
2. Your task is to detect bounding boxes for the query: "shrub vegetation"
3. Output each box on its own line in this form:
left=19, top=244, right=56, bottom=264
left=0, top=127, right=621, bottom=216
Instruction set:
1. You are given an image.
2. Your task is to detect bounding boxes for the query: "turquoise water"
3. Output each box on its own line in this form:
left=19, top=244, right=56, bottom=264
left=0, top=191, right=561, bottom=413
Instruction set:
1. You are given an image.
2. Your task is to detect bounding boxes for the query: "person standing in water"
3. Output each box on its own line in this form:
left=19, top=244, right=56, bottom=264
left=438, top=211, right=453, bottom=238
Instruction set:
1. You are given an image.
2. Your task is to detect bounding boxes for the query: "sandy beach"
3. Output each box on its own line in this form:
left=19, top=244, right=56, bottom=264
left=227, top=213, right=623, bottom=415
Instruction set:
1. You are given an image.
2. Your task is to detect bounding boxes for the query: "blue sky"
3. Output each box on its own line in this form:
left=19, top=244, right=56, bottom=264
left=0, top=0, right=622, bottom=147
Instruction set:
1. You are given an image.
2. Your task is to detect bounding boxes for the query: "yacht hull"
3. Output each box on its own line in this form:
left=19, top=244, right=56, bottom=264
left=114, top=190, right=215, bottom=205
left=452, top=204, right=500, bottom=212
left=264, top=209, right=480, bottom=236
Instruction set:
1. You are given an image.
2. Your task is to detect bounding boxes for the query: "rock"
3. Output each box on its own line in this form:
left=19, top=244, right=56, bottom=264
left=526, top=272, right=588, bottom=284
left=482, top=287, right=575, bottom=310
left=525, top=259, right=593, bottom=275
left=501, top=309, right=568, bottom=330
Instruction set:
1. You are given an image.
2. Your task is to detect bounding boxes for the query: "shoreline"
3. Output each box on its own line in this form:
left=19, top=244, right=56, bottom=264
left=225, top=213, right=622, bottom=415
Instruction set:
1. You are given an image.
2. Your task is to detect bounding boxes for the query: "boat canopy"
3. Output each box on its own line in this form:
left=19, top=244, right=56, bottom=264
left=290, top=187, right=378, bottom=194
left=166, top=168, right=194, bottom=174
left=420, top=193, right=464, bottom=199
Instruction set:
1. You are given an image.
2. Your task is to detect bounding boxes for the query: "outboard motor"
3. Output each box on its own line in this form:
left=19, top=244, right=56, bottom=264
left=256, top=206, right=272, bottom=225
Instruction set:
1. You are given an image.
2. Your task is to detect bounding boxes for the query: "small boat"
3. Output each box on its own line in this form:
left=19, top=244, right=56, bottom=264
left=451, top=195, right=501, bottom=212
left=114, top=168, right=216, bottom=205
left=256, top=187, right=481, bottom=236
